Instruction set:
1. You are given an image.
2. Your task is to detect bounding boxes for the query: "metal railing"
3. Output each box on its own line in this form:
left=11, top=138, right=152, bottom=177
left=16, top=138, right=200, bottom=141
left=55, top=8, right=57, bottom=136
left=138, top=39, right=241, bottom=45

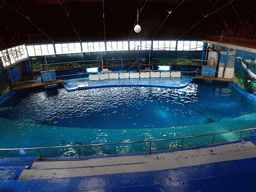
left=0, top=127, right=255, bottom=161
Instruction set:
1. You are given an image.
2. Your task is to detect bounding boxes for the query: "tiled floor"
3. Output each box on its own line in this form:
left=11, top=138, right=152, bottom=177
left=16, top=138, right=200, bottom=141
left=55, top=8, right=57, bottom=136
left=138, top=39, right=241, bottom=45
left=1, top=141, right=256, bottom=191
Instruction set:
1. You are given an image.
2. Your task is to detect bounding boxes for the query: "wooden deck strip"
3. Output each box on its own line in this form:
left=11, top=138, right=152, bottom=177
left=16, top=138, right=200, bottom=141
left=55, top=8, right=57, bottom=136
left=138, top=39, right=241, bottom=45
left=194, top=76, right=233, bottom=82
left=10, top=80, right=66, bottom=91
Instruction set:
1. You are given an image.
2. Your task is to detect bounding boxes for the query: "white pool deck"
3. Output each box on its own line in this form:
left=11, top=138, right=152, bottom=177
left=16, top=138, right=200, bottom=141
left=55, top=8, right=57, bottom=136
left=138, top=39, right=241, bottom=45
left=18, top=140, right=256, bottom=180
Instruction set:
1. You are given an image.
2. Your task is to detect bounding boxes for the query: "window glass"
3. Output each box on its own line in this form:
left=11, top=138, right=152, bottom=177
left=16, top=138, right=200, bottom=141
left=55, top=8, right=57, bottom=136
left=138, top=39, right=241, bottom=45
left=41, top=45, right=48, bottom=55
left=82, top=43, right=88, bottom=52
left=99, top=42, right=105, bottom=51
left=68, top=43, right=75, bottom=53
left=197, top=41, right=204, bottom=50
left=130, top=41, right=140, bottom=50
left=0, top=50, right=10, bottom=67
left=141, top=41, right=146, bottom=50
left=111, top=41, right=117, bottom=51
left=184, top=41, right=190, bottom=51
left=21, top=45, right=27, bottom=58
left=177, top=41, right=184, bottom=51
left=27, top=46, right=35, bottom=57
left=47, top=44, right=55, bottom=55
left=88, top=42, right=94, bottom=52
left=170, top=41, right=176, bottom=50
left=55, top=44, right=62, bottom=54
left=74, top=43, right=81, bottom=53
left=106, top=42, right=112, bottom=51
left=153, top=41, right=158, bottom=50
left=94, top=42, right=100, bottom=52
left=158, top=41, right=164, bottom=50
left=190, top=41, right=197, bottom=50
left=164, top=41, right=170, bottom=50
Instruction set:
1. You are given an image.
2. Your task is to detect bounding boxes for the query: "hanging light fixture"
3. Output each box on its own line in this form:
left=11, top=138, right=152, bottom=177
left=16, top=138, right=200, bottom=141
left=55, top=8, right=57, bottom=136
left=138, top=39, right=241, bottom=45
left=134, top=9, right=141, bottom=33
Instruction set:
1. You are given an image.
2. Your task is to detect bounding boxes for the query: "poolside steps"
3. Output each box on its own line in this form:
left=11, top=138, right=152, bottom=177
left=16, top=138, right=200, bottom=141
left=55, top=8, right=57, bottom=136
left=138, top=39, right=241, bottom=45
left=18, top=141, right=256, bottom=180
left=10, top=80, right=66, bottom=91
left=194, top=76, right=233, bottom=82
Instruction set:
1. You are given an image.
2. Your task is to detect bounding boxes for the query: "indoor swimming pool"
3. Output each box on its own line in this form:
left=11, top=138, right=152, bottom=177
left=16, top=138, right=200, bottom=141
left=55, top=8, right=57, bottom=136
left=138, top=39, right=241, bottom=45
left=0, top=78, right=256, bottom=158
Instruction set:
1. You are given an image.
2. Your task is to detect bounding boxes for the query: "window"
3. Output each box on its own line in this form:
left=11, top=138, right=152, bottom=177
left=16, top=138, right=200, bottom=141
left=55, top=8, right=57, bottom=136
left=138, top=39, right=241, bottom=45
left=8, top=45, right=27, bottom=63
left=197, top=41, right=204, bottom=50
left=55, top=44, right=62, bottom=54
left=190, top=41, right=197, bottom=51
left=152, top=41, right=159, bottom=50
left=0, top=50, right=10, bottom=67
left=184, top=41, right=190, bottom=51
left=55, top=43, right=81, bottom=54
left=0, top=44, right=27, bottom=66
left=94, top=42, right=100, bottom=52
left=141, top=41, right=151, bottom=50
left=130, top=41, right=140, bottom=50
left=177, top=41, right=184, bottom=51
left=106, top=41, right=127, bottom=51
left=158, top=41, right=165, bottom=50
left=27, top=46, right=35, bottom=57
left=34, top=45, right=42, bottom=56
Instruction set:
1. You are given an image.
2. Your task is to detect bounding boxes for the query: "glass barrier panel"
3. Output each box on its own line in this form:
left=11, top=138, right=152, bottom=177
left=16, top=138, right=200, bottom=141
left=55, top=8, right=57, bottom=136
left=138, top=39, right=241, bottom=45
left=151, top=139, right=183, bottom=153
left=116, top=142, right=149, bottom=155
left=183, top=135, right=213, bottom=148
left=213, top=132, right=241, bottom=145
left=79, top=145, right=115, bottom=157
left=39, top=147, right=79, bottom=159
left=240, top=129, right=256, bottom=140
left=0, top=149, right=39, bottom=159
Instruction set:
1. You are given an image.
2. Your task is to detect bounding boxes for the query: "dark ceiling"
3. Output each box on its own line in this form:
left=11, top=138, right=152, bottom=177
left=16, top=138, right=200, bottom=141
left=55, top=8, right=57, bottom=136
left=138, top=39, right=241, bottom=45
left=0, top=0, right=255, bottom=50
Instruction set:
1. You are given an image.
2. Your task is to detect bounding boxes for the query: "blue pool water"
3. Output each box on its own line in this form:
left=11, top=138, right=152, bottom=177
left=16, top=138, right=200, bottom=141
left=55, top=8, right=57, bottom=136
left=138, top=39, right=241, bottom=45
left=0, top=81, right=255, bottom=129
left=1, top=80, right=256, bottom=158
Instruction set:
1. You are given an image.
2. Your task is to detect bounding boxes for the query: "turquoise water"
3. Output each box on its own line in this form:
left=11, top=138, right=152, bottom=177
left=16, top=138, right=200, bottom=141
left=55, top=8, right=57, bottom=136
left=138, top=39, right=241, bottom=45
left=0, top=80, right=256, bottom=158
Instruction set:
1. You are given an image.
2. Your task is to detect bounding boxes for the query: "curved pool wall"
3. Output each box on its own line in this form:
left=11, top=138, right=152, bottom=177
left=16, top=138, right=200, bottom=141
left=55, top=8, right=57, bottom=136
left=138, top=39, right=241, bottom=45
left=62, top=75, right=193, bottom=92
left=1, top=79, right=256, bottom=158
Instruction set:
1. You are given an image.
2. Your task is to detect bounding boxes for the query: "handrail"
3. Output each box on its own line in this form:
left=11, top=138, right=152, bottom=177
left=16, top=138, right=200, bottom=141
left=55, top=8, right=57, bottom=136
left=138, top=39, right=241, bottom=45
left=0, top=127, right=255, bottom=151
left=41, top=59, right=101, bottom=66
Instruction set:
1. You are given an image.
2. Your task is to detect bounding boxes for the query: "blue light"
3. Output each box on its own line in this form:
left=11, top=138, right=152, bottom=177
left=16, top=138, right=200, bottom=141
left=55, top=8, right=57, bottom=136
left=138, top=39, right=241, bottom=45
left=86, top=67, right=98, bottom=73
left=158, top=65, right=170, bottom=71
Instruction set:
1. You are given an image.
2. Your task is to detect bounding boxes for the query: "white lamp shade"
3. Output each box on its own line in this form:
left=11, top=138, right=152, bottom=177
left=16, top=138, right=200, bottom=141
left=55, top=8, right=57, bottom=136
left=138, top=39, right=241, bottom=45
left=134, top=24, right=141, bottom=33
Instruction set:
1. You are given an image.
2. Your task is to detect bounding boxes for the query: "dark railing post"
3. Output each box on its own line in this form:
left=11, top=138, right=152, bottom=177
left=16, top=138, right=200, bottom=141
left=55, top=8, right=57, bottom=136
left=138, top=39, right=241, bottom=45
left=38, top=149, right=42, bottom=161
left=212, top=135, right=215, bottom=146
left=149, top=140, right=151, bottom=154
left=181, top=139, right=184, bottom=150
left=114, top=144, right=116, bottom=157
left=240, top=131, right=243, bottom=142
left=78, top=147, right=81, bottom=159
